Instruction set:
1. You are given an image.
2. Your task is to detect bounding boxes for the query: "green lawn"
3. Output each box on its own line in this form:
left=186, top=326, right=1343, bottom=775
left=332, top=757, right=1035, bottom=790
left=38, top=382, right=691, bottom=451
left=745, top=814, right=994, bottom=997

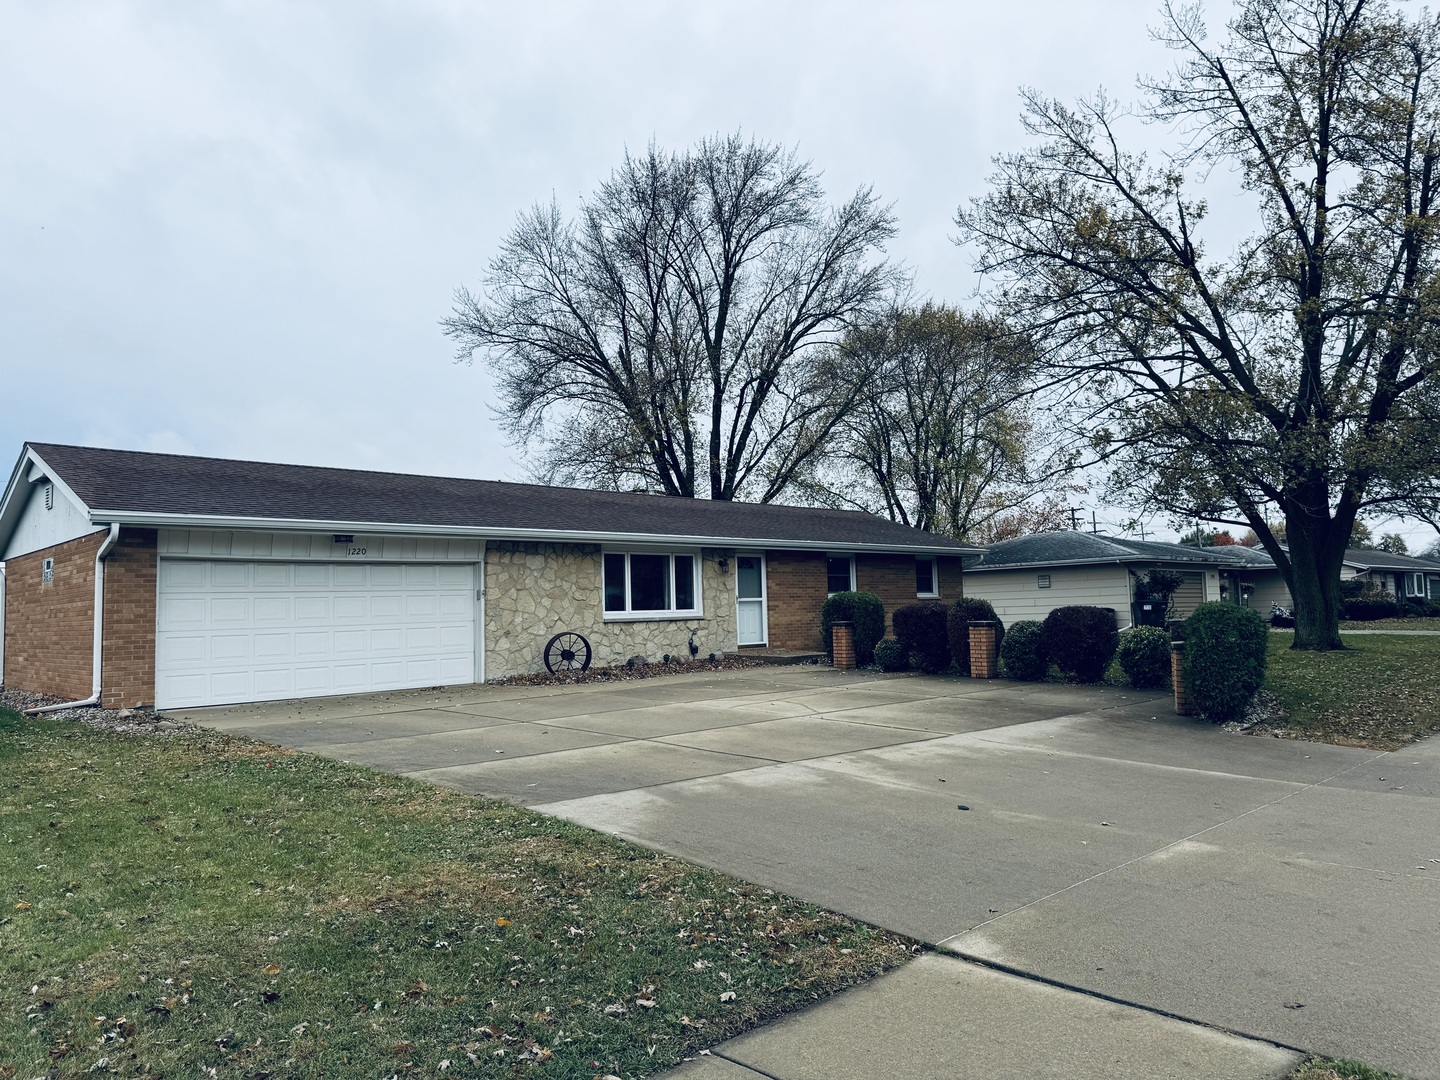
left=0, top=709, right=912, bottom=1078
left=1263, top=633, right=1440, bottom=748
left=1341, top=617, right=1440, bottom=632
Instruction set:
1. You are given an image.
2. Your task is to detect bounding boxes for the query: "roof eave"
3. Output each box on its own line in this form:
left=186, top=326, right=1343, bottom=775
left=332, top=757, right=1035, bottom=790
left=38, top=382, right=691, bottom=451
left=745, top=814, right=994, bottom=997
left=88, top=509, right=985, bottom=557
left=967, top=553, right=1267, bottom=572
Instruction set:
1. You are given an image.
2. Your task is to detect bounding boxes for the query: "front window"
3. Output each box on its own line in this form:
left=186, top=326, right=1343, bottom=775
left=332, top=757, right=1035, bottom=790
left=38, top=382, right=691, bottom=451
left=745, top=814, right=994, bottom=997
left=916, top=557, right=938, bottom=597
left=1405, top=572, right=1425, bottom=597
left=603, top=552, right=698, bottom=616
left=827, top=556, right=854, bottom=595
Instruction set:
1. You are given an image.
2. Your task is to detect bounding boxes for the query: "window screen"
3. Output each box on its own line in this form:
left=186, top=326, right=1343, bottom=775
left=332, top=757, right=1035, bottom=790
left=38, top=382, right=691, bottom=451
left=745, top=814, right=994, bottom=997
left=674, top=555, right=696, bottom=610
left=603, top=553, right=628, bottom=611
left=629, top=554, right=670, bottom=611
left=827, top=556, right=852, bottom=594
left=916, top=558, right=936, bottom=595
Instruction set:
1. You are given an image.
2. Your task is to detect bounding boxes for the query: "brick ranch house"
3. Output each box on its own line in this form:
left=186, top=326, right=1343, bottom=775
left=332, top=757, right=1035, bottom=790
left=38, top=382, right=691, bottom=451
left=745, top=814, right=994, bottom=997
left=0, top=444, right=978, bottom=710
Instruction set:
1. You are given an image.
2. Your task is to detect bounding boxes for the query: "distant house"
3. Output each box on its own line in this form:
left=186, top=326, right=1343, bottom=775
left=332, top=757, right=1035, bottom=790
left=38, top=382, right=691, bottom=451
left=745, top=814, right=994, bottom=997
left=965, top=532, right=1440, bottom=629
left=1226, top=546, right=1440, bottom=611
left=962, top=532, right=1247, bottom=629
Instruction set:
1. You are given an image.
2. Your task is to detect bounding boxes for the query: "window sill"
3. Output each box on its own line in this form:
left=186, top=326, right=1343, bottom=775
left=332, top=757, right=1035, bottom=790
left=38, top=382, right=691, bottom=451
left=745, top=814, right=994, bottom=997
left=916, top=592, right=940, bottom=600
left=603, top=611, right=705, bottom=623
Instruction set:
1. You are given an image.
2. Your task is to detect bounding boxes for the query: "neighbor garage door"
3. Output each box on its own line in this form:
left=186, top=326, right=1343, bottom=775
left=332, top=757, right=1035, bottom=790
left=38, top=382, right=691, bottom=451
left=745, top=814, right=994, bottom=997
left=155, top=560, right=478, bottom=709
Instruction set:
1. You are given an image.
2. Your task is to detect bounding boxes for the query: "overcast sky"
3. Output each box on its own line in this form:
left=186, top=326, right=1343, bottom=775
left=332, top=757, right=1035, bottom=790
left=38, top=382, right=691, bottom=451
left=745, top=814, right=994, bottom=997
left=3, top=1, right=1431, bottom=547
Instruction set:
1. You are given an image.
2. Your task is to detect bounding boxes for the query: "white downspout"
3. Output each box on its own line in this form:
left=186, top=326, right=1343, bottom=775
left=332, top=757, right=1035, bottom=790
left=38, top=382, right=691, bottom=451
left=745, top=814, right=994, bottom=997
left=25, top=523, right=121, bottom=715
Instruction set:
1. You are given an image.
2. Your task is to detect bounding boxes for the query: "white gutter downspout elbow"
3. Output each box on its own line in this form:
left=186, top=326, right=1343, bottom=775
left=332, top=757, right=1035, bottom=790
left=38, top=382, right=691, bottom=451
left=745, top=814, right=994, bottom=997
left=25, top=523, right=121, bottom=715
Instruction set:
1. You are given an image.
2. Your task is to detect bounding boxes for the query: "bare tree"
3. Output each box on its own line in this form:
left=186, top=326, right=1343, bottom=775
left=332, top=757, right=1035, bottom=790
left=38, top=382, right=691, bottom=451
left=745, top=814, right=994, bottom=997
left=445, top=134, right=899, bottom=501
left=809, top=304, right=1070, bottom=539
left=956, top=0, right=1440, bottom=649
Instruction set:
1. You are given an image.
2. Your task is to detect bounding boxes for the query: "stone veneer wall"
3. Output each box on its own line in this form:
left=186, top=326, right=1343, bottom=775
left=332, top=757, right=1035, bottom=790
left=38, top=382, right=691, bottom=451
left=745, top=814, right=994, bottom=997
left=483, top=541, right=738, bottom=679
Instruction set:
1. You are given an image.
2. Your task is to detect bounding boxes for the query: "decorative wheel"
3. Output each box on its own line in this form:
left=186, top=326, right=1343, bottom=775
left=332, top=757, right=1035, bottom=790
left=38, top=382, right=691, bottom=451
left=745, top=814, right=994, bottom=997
left=544, top=631, right=592, bottom=674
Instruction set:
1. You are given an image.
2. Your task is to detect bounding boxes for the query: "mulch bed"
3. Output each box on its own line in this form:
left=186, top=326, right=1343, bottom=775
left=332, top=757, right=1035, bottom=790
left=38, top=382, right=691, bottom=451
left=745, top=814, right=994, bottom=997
left=492, top=653, right=773, bottom=688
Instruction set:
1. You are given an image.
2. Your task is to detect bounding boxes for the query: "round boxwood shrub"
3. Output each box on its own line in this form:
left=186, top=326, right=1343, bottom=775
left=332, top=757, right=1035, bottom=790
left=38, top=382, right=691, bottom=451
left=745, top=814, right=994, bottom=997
left=873, top=637, right=909, bottom=672
left=1041, top=606, right=1119, bottom=683
left=892, top=601, right=952, bottom=673
left=1182, top=602, right=1269, bottom=721
left=947, top=597, right=1005, bottom=675
left=998, top=620, right=1048, bottom=681
left=1117, top=626, right=1171, bottom=689
left=820, top=591, right=885, bottom=667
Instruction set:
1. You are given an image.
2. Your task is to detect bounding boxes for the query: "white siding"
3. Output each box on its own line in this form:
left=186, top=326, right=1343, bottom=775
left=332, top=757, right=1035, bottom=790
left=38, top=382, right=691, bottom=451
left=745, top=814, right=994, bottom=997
left=160, top=529, right=484, bottom=563
left=964, top=566, right=1134, bottom=628
left=1245, top=570, right=1293, bottom=613
left=2, top=481, right=95, bottom=559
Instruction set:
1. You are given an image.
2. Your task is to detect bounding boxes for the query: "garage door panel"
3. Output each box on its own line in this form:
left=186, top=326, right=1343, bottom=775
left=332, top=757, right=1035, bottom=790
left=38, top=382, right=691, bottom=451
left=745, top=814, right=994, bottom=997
left=295, top=564, right=330, bottom=586
left=211, top=598, right=249, bottom=622
left=254, top=597, right=292, bottom=622
left=212, top=563, right=250, bottom=587
left=155, top=560, right=477, bottom=708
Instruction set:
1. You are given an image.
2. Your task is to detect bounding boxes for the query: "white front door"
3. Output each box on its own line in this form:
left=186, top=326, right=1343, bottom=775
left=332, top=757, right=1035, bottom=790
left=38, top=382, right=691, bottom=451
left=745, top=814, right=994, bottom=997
left=155, top=559, right=478, bottom=708
left=735, top=554, right=767, bottom=646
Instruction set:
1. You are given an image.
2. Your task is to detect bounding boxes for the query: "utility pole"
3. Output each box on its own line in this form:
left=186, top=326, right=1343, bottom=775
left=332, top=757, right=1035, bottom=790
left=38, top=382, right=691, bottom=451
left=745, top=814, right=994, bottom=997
left=1068, top=506, right=1083, bottom=531
left=1091, top=511, right=1099, bottom=535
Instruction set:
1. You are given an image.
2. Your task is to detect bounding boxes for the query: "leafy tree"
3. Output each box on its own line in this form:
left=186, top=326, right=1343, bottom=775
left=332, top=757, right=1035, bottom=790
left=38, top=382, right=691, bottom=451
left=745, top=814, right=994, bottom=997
left=446, top=134, right=898, bottom=501
left=1349, top=520, right=1375, bottom=548
left=1378, top=532, right=1410, bottom=554
left=810, top=304, right=1068, bottom=538
left=956, top=0, right=1440, bottom=649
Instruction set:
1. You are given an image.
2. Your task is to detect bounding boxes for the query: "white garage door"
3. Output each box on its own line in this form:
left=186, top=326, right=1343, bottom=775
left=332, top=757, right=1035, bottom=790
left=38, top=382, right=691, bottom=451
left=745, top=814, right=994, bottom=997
left=155, top=560, right=478, bottom=709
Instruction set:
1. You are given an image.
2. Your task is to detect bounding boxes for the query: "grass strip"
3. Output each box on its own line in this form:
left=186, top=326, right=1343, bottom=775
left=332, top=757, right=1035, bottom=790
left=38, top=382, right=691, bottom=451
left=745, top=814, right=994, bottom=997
left=0, top=708, right=913, bottom=1078
left=1262, top=633, right=1440, bottom=748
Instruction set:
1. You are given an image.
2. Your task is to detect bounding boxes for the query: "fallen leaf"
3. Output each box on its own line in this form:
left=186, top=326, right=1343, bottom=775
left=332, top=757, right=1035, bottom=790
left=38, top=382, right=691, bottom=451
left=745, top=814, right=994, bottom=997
left=14, top=901, right=31, bottom=910
left=495, top=918, right=512, bottom=927
left=720, top=991, right=736, bottom=1003
left=603, top=1003, right=626, bottom=1016
left=260, top=964, right=281, bottom=976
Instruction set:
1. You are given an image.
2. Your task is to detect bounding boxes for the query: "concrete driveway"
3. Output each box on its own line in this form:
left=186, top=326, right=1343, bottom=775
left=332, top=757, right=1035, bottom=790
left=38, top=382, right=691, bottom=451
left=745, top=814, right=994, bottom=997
left=177, top=667, right=1440, bottom=1079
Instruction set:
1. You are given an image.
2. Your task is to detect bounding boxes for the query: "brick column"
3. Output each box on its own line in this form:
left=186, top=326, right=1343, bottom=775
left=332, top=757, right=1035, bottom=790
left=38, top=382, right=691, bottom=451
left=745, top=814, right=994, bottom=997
left=968, top=621, right=998, bottom=679
left=831, top=621, right=856, bottom=670
left=1171, top=640, right=1194, bottom=716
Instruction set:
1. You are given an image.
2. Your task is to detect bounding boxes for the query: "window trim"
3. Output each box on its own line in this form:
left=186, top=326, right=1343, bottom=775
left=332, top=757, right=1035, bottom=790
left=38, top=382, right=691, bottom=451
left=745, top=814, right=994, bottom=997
left=915, top=556, right=939, bottom=598
left=826, top=553, right=856, bottom=596
left=1404, top=571, right=1426, bottom=598
left=602, top=549, right=703, bottom=621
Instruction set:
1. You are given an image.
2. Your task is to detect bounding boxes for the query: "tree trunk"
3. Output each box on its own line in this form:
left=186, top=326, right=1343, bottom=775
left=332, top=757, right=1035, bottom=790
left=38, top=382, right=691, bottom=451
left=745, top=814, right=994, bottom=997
left=1285, top=515, right=1347, bottom=651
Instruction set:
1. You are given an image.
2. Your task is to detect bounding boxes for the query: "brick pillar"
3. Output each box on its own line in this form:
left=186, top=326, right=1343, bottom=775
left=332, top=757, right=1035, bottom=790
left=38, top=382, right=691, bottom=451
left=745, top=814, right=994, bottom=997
left=968, top=621, right=998, bottom=679
left=832, top=621, right=856, bottom=670
left=1171, top=640, right=1194, bottom=716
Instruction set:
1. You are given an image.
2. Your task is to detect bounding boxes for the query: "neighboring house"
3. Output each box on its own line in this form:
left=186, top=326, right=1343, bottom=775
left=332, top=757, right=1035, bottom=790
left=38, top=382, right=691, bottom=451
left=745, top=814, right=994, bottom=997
left=0, top=444, right=979, bottom=710
left=1214, top=545, right=1440, bottom=612
left=963, top=531, right=1251, bottom=629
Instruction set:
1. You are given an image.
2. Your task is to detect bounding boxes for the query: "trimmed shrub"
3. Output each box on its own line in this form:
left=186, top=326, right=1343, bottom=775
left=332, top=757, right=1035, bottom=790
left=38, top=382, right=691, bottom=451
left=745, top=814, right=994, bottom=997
left=821, top=591, right=885, bottom=667
left=1182, top=602, right=1269, bottom=721
left=873, top=637, right=909, bottom=672
left=1117, top=626, right=1171, bottom=689
left=998, top=620, right=1048, bottom=681
left=947, top=597, right=1005, bottom=675
left=1343, top=596, right=1401, bottom=621
left=892, top=601, right=951, bottom=673
left=1040, top=606, right=1119, bottom=683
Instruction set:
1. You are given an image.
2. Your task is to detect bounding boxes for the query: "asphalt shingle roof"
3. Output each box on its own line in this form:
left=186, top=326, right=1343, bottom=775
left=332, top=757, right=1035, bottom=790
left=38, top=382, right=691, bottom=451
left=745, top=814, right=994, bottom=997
left=968, top=531, right=1270, bottom=570
left=24, top=443, right=976, bottom=553
left=1340, top=547, right=1440, bottom=572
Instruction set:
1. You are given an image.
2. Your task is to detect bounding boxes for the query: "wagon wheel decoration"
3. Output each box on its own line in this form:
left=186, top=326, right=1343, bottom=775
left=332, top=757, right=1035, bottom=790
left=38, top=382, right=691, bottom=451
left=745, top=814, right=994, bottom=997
left=543, top=631, right=592, bottom=674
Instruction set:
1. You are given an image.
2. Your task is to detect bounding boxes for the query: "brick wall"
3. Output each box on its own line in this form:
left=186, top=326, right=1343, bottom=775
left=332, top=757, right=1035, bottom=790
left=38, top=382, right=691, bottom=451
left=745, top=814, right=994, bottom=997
left=763, top=549, right=968, bottom=649
left=764, top=550, right=829, bottom=650
left=101, top=528, right=157, bottom=708
left=3, top=531, right=105, bottom=699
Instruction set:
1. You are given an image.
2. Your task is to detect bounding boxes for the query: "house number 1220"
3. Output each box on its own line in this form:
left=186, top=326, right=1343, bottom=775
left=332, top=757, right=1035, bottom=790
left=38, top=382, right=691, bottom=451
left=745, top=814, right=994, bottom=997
left=346, top=547, right=367, bottom=557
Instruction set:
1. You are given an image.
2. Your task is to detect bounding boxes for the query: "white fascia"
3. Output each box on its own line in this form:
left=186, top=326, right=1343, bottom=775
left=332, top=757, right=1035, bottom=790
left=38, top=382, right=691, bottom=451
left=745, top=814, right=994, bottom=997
left=88, top=509, right=986, bottom=558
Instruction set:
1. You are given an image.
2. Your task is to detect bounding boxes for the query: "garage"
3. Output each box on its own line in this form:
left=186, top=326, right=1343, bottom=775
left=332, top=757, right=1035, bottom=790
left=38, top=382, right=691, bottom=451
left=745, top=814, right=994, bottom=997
left=155, top=559, right=479, bottom=708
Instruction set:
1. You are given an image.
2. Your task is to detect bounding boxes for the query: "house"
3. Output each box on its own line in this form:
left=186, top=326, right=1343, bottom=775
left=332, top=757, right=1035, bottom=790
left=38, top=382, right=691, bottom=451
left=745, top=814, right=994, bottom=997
left=1221, top=545, right=1440, bottom=611
left=0, top=443, right=979, bottom=710
left=962, top=531, right=1252, bottom=629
